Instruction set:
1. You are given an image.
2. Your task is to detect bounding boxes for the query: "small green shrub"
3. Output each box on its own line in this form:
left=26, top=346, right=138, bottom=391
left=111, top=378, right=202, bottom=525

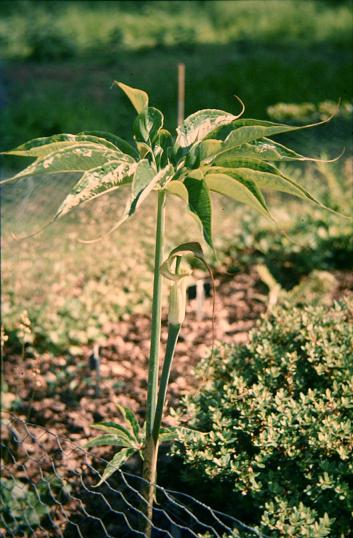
left=219, top=208, right=353, bottom=289
left=0, top=475, right=71, bottom=535
left=267, top=101, right=353, bottom=123
left=174, top=299, right=353, bottom=537
left=0, top=478, right=47, bottom=535
left=26, top=20, right=76, bottom=61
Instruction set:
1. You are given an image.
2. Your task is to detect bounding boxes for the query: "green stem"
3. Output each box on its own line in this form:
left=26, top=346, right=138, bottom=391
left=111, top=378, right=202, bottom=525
left=152, top=323, right=181, bottom=442
left=146, top=189, right=166, bottom=436
left=142, top=189, right=166, bottom=536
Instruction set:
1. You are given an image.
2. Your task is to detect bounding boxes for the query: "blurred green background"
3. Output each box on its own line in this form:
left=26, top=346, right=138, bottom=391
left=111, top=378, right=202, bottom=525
left=0, top=0, right=352, bottom=153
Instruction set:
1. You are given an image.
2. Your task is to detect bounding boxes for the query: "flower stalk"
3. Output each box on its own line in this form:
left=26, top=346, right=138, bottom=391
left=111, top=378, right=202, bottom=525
left=142, top=188, right=166, bottom=535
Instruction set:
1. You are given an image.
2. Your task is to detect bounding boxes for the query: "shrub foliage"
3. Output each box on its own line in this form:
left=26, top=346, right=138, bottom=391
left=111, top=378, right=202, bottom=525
left=174, top=299, right=353, bottom=537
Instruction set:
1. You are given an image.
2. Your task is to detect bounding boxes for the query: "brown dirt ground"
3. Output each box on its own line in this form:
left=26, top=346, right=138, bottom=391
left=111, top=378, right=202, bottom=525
left=2, top=268, right=352, bottom=536
left=4, top=269, right=266, bottom=439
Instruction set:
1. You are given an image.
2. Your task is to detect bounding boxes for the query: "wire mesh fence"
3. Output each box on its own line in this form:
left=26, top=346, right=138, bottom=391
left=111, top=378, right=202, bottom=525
left=0, top=413, right=265, bottom=538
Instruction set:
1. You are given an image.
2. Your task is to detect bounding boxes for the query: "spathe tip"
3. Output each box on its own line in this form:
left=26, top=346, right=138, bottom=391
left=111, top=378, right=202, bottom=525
left=9, top=220, right=53, bottom=242
left=315, top=147, right=345, bottom=164
left=233, top=94, right=245, bottom=120
left=77, top=216, right=127, bottom=244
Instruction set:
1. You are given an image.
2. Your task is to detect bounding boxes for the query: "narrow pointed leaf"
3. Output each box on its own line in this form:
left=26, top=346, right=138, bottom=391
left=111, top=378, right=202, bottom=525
left=220, top=165, right=324, bottom=205
left=184, top=177, right=213, bottom=247
left=1, top=134, right=123, bottom=158
left=155, top=163, right=174, bottom=189
left=166, top=179, right=217, bottom=239
left=94, top=448, right=136, bottom=487
left=129, top=160, right=156, bottom=215
left=133, top=107, right=164, bottom=144
left=206, top=115, right=334, bottom=146
left=115, top=81, right=149, bottom=113
left=159, top=429, right=180, bottom=443
left=210, top=158, right=279, bottom=173
left=176, top=109, right=236, bottom=148
left=92, top=421, right=136, bottom=441
left=113, top=406, right=140, bottom=441
left=166, top=180, right=189, bottom=203
left=86, top=434, right=135, bottom=449
left=184, top=143, right=201, bottom=169
left=158, top=129, right=173, bottom=152
left=116, top=404, right=127, bottom=422
left=1, top=144, right=126, bottom=185
left=209, top=118, right=296, bottom=146
left=136, top=142, right=151, bottom=158
left=198, top=139, right=223, bottom=162
left=78, top=131, right=139, bottom=159
left=187, top=168, right=205, bottom=180
left=213, top=139, right=313, bottom=163
left=160, top=426, right=207, bottom=442
left=78, top=162, right=175, bottom=244
left=55, top=160, right=136, bottom=219
left=205, top=172, right=273, bottom=221
left=123, top=408, right=140, bottom=441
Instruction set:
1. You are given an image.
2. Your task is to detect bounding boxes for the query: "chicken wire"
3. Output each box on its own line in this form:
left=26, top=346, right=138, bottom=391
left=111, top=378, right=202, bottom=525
left=0, top=413, right=265, bottom=538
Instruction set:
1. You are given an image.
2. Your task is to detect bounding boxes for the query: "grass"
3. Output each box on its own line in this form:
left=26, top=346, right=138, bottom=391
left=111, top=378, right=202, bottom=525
left=0, top=0, right=352, bottom=150
left=1, top=1, right=352, bottom=58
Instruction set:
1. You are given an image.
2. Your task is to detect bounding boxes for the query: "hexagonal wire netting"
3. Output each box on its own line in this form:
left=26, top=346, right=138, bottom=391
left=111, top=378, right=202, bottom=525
left=0, top=413, right=265, bottom=538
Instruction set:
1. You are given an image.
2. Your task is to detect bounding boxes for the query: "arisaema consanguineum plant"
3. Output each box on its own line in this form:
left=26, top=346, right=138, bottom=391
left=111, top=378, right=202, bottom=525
left=1, top=81, right=343, bottom=535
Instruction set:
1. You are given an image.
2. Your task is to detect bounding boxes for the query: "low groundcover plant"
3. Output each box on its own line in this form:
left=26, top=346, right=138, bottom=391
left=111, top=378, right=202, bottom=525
left=172, top=299, right=353, bottom=537
left=1, top=81, right=342, bottom=535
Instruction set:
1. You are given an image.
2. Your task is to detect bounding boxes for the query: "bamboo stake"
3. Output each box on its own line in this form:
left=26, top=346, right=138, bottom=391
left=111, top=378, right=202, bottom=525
left=177, top=63, right=185, bottom=127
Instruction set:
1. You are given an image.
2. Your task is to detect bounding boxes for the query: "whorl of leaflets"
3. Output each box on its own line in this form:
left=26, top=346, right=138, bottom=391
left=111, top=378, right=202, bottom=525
left=1, top=80, right=343, bottom=246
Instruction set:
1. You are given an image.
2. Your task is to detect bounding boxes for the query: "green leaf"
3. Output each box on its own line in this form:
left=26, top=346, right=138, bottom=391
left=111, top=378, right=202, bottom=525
left=123, top=408, right=140, bottom=441
left=184, top=144, right=201, bottom=169
left=155, top=163, right=174, bottom=189
left=76, top=162, right=175, bottom=243
left=91, top=421, right=136, bottom=442
left=219, top=165, right=324, bottom=205
left=94, top=448, right=136, bottom=487
left=157, top=129, right=174, bottom=167
left=158, top=129, right=173, bottom=152
left=213, top=139, right=312, bottom=163
left=210, top=157, right=278, bottom=172
left=55, top=160, right=135, bottom=219
left=136, top=142, right=151, bottom=158
left=159, top=426, right=207, bottom=443
left=225, top=123, right=291, bottom=149
left=78, top=131, right=139, bottom=159
left=1, top=143, right=126, bottom=185
left=184, top=177, right=213, bottom=247
left=166, top=180, right=189, bottom=203
left=128, top=161, right=174, bottom=217
left=115, top=81, right=149, bottom=114
left=0, top=133, right=123, bottom=158
left=86, top=434, right=135, bottom=449
left=197, top=139, right=223, bottom=162
left=115, top=405, right=141, bottom=441
left=206, top=116, right=333, bottom=147
left=205, top=171, right=273, bottom=221
left=133, top=107, right=164, bottom=144
left=159, top=428, right=180, bottom=443
left=128, top=159, right=156, bottom=215
left=176, top=109, right=236, bottom=148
